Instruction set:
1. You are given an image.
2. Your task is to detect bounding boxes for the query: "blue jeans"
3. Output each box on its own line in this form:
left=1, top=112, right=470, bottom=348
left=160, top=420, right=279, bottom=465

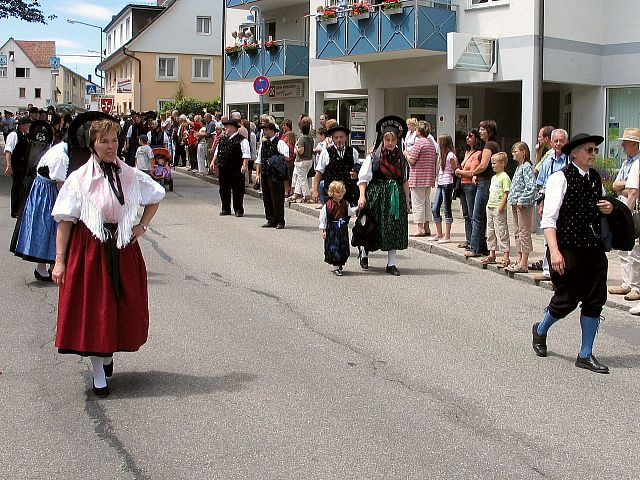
left=460, top=183, right=477, bottom=244
left=470, top=178, right=490, bottom=253
left=319, top=180, right=326, bottom=204
left=432, top=183, right=454, bottom=224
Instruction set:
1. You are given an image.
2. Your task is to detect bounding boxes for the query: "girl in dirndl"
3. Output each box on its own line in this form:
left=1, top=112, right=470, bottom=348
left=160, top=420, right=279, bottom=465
left=51, top=118, right=165, bottom=398
left=319, top=180, right=357, bottom=276
left=357, top=131, right=410, bottom=276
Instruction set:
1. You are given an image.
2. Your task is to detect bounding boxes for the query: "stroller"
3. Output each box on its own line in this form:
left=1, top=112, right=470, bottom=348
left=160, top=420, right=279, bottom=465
left=151, top=147, right=173, bottom=191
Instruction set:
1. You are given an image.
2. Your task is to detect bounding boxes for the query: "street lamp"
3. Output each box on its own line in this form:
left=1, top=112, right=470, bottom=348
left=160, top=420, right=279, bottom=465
left=248, top=7, right=265, bottom=115
left=67, top=19, right=104, bottom=89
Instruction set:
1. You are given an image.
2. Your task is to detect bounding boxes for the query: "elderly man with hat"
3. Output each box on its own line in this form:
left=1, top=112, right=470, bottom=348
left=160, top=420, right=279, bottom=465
left=532, top=133, right=614, bottom=373
left=2, top=110, right=16, bottom=141
left=211, top=119, right=250, bottom=217
left=311, top=124, right=360, bottom=206
left=607, top=128, right=640, bottom=303
left=255, top=122, right=290, bottom=228
left=616, top=128, right=640, bottom=314
left=4, top=116, right=32, bottom=217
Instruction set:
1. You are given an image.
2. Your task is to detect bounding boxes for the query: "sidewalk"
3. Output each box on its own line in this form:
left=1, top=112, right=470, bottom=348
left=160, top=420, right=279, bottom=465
left=177, top=167, right=634, bottom=314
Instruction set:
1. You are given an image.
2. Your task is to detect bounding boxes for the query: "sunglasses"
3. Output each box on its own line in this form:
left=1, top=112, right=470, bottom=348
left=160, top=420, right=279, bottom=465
left=581, top=146, right=599, bottom=154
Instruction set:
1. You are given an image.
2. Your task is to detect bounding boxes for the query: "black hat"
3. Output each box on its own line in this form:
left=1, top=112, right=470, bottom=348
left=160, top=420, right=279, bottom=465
left=29, top=120, right=54, bottom=143
left=259, top=122, right=278, bottom=132
left=28, top=106, right=39, bottom=114
left=3, top=110, right=12, bottom=115
left=222, top=119, right=240, bottom=128
left=561, top=133, right=604, bottom=156
left=67, top=111, right=115, bottom=149
left=17, top=116, right=33, bottom=125
left=326, top=124, right=351, bottom=136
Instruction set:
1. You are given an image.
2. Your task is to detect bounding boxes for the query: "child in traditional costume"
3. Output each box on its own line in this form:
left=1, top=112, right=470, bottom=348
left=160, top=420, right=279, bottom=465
left=319, top=181, right=357, bottom=276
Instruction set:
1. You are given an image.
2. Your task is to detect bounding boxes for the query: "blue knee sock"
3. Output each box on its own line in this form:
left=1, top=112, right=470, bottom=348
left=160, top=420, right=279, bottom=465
left=579, top=315, right=600, bottom=358
left=537, top=308, right=559, bottom=335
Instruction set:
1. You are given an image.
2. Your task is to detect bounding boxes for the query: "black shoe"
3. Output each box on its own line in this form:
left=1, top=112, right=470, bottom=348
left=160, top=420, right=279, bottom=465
left=275, top=224, right=285, bottom=229
left=532, top=323, right=548, bottom=357
left=103, top=360, right=113, bottom=378
left=92, top=382, right=110, bottom=398
left=261, top=222, right=277, bottom=228
left=34, top=269, right=53, bottom=282
left=235, top=211, right=244, bottom=217
left=360, top=257, right=369, bottom=270
left=575, top=354, right=609, bottom=374
left=219, top=211, right=231, bottom=216
left=333, top=268, right=343, bottom=277
left=385, top=265, right=400, bottom=276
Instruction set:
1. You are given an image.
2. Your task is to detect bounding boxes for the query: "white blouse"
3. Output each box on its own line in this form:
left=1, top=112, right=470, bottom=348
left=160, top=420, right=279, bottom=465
left=319, top=203, right=358, bottom=230
left=37, top=142, right=69, bottom=182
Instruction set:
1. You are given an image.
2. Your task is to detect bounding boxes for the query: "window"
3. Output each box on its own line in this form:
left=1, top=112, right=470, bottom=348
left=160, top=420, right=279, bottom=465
left=196, top=16, right=211, bottom=35
left=120, top=24, right=124, bottom=45
left=192, top=57, right=212, bottom=81
left=73, top=78, right=77, bottom=87
left=266, top=21, right=276, bottom=42
left=157, top=99, right=173, bottom=111
left=126, top=18, right=130, bottom=39
left=107, top=34, right=112, bottom=54
left=0, top=67, right=6, bottom=77
left=35, top=88, right=41, bottom=98
left=16, top=67, right=30, bottom=78
left=19, top=87, right=26, bottom=98
left=157, top=56, right=177, bottom=79
left=468, top=0, right=509, bottom=8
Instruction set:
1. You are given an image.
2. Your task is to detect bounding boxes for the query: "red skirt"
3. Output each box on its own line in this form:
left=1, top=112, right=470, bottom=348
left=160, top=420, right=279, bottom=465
left=55, top=222, right=149, bottom=356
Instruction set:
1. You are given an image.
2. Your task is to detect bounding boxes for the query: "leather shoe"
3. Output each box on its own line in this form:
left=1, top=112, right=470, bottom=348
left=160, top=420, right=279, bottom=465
left=532, top=322, right=547, bottom=357
left=234, top=211, right=244, bottom=217
left=92, top=382, right=110, bottom=398
left=275, top=224, right=285, bottom=229
left=34, top=269, right=53, bottom=282
left=385, top=265, right=400, bottom=276
left=575, top=354, right=609, bottom=374
left=261, top=222, right=277, bottom=228
left=360, top=257, right=369, bottom=270
left=219, top=211, right=231, bottom=216
left=103, top=360, right=113, bottom=378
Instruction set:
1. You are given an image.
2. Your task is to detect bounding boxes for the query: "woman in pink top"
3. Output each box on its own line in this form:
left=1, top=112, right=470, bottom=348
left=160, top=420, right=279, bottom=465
left=406, top=121, right=437, bottom=237
left=454, top=128, right=483, bottom=248
left=430, top=134, right=458, bottom=243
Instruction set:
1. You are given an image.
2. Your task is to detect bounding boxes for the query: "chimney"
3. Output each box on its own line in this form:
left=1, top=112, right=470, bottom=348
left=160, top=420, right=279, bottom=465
left=88, top=74, right=92, bottom=83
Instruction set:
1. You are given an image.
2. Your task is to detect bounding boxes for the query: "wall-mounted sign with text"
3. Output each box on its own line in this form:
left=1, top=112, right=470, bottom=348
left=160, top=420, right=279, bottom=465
left=117, top=79, right=132, bottom=93
left=268, top=82, right=303, bottom=99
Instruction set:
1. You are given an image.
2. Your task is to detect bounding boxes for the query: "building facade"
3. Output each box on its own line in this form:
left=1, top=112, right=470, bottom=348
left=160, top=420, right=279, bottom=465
left=0, top=38, right=56, bottom=112
left=99, top=0, right=224, bottom=114
left=55, top=65, right=88, bottom=111
left=223, top=0, right=640, bottom=163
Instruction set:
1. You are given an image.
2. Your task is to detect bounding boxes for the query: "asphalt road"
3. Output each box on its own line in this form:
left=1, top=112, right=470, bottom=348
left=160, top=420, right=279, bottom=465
left=1, top=171, right=639, bottom=480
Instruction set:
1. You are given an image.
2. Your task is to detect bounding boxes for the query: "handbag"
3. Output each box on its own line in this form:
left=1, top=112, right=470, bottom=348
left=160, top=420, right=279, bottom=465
left=451, top=176, right=462, bottom=200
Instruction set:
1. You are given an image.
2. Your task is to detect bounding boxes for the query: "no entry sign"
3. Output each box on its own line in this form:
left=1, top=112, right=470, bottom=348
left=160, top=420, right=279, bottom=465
left=253, top=76, right=270, bottom=95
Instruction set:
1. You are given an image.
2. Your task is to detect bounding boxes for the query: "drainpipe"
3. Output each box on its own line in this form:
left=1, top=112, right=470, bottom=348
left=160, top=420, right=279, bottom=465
left=221, top=2, right=226, bottom=110
left=536, top=0, right=544, bottom=131
left=123, top=45, right=141, bottom=113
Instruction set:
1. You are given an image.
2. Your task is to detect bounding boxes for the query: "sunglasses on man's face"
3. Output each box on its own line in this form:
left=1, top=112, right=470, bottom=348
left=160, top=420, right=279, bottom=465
left=581, top=146, right=599, bottom=154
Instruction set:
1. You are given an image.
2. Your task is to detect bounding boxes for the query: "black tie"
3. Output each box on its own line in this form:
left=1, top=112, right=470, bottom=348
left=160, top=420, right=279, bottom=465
left=100, top=161, right=125, bottom=205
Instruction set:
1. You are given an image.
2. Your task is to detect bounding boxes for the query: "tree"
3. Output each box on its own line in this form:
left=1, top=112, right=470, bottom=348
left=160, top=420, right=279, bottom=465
left=0, top=0, right=56, bottom=24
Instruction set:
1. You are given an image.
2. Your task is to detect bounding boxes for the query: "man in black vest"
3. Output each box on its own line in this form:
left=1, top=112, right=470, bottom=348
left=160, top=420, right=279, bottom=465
left=211, top=119, right=250, bottom=217
left=255, top=122, right=289, bottom=229
left=125, top=112, right=148, bottom=167
left=4, top=116, right=32, bottom=217
left=312, top=124, right=360, bottom=206
left=532, top=133, right=615, bottom=374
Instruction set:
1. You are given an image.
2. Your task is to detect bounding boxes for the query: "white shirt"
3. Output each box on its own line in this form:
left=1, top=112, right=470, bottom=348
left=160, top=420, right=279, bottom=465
left=4, top=130, right=19, bottom=153
left=541, top=165, right=606, bottom=229
left=626, top=156, right=640, bottom=191
left=403, top=130, right=417, bottom=151
left=315, top=146, right=360, bottom=174
left=213, top=132, right=251, bottom=159
left=37, top=142, right=69, bottom=182
left=319, top=202, right=358, bottom=230
left=255, top=136, right=289, bottom=165
left=427, top=134, right=439, bottom=155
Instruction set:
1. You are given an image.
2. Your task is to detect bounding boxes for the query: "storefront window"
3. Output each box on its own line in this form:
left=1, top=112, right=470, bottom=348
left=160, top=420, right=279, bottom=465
left=606, top=87, right=640, bottom=164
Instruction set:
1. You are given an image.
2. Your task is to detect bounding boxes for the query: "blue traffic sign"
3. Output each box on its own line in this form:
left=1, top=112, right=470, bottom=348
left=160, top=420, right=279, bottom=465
left=253, top=75, right=270, bottom=96
left=86, top=84, right=98, bottom=95
left=49, top=56, right=60, bottom=69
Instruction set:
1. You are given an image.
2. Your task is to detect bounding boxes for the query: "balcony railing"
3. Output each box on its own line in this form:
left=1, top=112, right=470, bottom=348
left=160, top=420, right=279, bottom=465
left=316, top=0, right=457, bottom=61
left=225, top=40, right=309, bottom=81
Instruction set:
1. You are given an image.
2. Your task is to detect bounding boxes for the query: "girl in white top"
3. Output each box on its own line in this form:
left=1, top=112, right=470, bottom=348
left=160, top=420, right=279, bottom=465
left=430, top=134, right=458, bottom=243
left=402, top=118, right=418, bottom=152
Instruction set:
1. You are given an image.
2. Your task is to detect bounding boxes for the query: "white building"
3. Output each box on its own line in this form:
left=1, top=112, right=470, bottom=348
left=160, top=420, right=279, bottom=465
left=223, top=0, right=640, bottom=163
left=0, top=38, right=56, bottom=112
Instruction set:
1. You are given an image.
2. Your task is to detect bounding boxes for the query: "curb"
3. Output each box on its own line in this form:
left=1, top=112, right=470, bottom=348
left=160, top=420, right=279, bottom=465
left=175, top=168, right=631, bottom=314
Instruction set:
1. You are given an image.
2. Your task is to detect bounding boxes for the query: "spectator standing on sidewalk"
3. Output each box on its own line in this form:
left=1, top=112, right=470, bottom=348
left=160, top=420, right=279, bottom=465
left=617, top=128, right=640, bottom=310
left=534, top=126, right=555, bottom=175
left=406, top=121, right=437, bottom=237
left=455, top=129, right=483, bottom=249
left=429, top=134, right=458, bottom=243
left=482, top=152, right=511, bottom=267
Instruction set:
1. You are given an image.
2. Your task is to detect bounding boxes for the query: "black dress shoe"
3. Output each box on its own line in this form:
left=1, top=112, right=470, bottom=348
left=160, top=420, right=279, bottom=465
left=34, top=269, right=53, bottom=282
left=275, top=224, right=285, bottom=229
left=360, top=257, right=369, bottom=270
left=385, top=265, right=400, bottom=276
left=532, top=322, right=548, bottom=357
left=261, top=222, right=277, bottom=228
left=93, top=383, right=110, bottom=398
left=235, top=211, right=244, bottom=217
left=219, top=211, right=231, bottom=216
left=575, top=354, right=609, bottom=374
left=103, top=360, right=113, bottom=378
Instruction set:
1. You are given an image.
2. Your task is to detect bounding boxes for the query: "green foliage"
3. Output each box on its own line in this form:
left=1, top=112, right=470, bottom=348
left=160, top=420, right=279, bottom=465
left=594, top=156, right=617, bottom=197
left=160, top=97, right=221, bottom=116
left=1, top=0, right=56, bottom=23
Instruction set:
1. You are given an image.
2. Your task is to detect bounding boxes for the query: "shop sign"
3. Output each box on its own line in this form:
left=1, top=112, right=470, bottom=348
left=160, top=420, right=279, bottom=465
left=268, top=82, right=303, bottom=98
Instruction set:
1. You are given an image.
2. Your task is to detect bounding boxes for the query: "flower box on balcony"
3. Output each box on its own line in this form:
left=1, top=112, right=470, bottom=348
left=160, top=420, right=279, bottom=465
left=225, top=46, right=241, bottom=55
left=350, top=1, right=372, bottom=19
left=382, top=0, right=403, bottom=14
left=320, top=7, right=338, bottom=24
left=264, top=41, right=280, bottom=52
left=243, top=43, right=259, bottom=54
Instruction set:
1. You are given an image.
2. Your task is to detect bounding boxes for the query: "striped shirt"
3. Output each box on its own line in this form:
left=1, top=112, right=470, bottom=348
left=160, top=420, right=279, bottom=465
left=407, top=136, right=437, bottom=188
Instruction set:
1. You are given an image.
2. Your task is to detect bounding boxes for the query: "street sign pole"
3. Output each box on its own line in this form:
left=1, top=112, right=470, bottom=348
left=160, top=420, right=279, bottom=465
left=253, top=76, right=270, bottom=117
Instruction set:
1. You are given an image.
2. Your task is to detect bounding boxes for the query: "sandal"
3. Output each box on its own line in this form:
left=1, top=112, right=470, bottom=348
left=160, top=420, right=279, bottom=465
left=498, top=258, right=511, bottom=268
left=529, top=259, right=543, bottom=271
left=481, top=256, right=496, bottom=265
left=510, top=264, right=529, bottom=273
left=464, top=251, right=482, bottom=258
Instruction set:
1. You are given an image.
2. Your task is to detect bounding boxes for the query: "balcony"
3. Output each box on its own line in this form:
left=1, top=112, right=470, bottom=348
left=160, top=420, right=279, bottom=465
left=226, top=0, right=307, bottom=9
left=316, top=0, right=457, bottom=62
left=225, top=40, right=309, bottom=81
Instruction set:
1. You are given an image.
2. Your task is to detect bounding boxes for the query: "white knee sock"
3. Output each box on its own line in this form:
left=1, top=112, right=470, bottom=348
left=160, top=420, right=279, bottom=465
left=360, top=247, right=368, bottom=258
left=35, top=263, right=49, bottom=276
left=387, top=250, right=397, bottom=266
left=90, top=356, right=107, bottom=388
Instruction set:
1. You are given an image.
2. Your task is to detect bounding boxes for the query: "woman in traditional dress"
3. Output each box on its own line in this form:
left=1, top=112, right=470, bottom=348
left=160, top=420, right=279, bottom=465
left=51, top=119, right=165, bottom=397
left=357, top=131, right=410, bottom=276
left=12, top=141, right=69, bottom=281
